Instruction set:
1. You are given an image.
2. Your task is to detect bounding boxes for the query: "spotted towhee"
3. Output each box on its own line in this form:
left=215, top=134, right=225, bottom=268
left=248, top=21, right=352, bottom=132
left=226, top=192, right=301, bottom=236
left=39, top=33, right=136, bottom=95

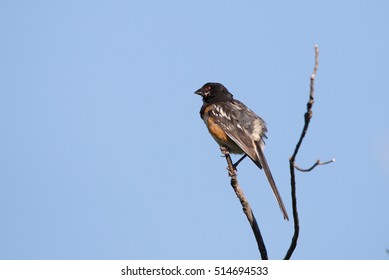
left=195, top=82, right=289, bottom=220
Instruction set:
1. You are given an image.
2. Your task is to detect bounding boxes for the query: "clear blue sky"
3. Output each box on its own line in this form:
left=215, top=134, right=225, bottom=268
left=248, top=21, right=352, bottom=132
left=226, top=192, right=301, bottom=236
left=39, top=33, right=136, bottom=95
left=1, top=0, right=388, bottom=260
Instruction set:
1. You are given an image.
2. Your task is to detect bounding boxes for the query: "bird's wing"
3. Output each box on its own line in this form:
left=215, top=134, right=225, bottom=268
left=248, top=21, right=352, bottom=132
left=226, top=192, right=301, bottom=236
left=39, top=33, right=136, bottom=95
left=209, top=100, right=266, bottom=163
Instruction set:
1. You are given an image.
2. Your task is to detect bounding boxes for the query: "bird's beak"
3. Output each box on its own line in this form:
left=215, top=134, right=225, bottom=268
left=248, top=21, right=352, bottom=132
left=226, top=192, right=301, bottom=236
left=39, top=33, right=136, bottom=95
left=194, top=88, right=203, bottom=96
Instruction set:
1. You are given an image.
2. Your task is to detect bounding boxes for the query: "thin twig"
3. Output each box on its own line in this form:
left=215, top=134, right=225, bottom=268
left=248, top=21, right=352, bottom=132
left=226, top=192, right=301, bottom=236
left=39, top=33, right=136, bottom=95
left=284, top=45, right=319, bottom=260
left=293, top=159, right=335, bottom=172
left=221, top=146, right=268, bottom=260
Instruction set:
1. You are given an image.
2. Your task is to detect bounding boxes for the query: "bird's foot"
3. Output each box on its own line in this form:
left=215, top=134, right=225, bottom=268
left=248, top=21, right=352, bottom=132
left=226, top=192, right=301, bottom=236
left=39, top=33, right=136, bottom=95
left=220, top=145, right=230, bottom=156
left=227, top=165, right=237, bottom=177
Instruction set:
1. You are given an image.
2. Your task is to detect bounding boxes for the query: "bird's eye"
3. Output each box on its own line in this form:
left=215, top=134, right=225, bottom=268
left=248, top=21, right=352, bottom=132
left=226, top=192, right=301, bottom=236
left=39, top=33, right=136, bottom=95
left=204, top=85, right=211, bottom=91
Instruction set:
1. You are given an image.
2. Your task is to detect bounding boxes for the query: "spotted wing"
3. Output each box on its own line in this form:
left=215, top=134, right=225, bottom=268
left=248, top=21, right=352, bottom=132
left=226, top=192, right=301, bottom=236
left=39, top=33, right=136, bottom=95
left=209, top=100, right=266, bottom=165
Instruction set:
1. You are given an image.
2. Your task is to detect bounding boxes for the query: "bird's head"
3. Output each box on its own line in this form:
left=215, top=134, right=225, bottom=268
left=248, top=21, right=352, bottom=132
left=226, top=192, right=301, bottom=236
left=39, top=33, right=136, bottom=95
left=194, top=82, right=233, bottom=103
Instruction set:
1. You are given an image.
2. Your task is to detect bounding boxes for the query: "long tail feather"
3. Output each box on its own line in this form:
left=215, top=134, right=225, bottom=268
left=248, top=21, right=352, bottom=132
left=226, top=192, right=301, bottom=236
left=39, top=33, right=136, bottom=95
left=255, top=142, right=289, bottom=221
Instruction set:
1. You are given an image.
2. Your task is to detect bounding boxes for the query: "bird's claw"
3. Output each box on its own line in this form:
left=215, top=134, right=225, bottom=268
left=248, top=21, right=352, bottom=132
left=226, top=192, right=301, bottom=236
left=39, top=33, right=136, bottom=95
left=227, top=166, right=237, bottom=177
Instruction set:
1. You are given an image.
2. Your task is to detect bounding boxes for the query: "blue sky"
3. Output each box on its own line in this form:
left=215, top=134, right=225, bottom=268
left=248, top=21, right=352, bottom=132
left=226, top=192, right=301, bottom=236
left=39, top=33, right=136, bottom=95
left=1, top=0, right=388, bottom=260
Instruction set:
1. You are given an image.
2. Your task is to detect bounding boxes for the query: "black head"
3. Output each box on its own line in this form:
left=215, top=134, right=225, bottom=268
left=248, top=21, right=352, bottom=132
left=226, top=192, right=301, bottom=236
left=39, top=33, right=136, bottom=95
left=194, top=82, right=233, bottom=103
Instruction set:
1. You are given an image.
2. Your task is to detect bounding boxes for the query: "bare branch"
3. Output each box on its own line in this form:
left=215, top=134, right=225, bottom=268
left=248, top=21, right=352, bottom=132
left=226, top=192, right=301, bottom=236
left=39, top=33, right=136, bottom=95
left=220, top=146, right=268, bottom=260
left=284, top=45, right=319, bottom=260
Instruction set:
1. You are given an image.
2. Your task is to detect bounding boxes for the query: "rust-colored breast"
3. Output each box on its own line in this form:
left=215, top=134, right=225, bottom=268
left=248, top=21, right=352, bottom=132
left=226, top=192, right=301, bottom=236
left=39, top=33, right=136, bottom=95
left=202, top=105, right=229, bottom=145
left=207, top=116, right=229, bottom=144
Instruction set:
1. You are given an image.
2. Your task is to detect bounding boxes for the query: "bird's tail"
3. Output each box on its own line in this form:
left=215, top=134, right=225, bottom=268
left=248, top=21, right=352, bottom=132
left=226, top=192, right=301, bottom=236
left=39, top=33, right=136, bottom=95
left=255, top=142, right=289, bottom=221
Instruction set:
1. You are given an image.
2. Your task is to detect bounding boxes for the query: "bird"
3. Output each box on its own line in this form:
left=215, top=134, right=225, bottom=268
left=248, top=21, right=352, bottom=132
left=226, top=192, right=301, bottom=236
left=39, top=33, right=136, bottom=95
left=195, top=82, right=289, bottom=220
